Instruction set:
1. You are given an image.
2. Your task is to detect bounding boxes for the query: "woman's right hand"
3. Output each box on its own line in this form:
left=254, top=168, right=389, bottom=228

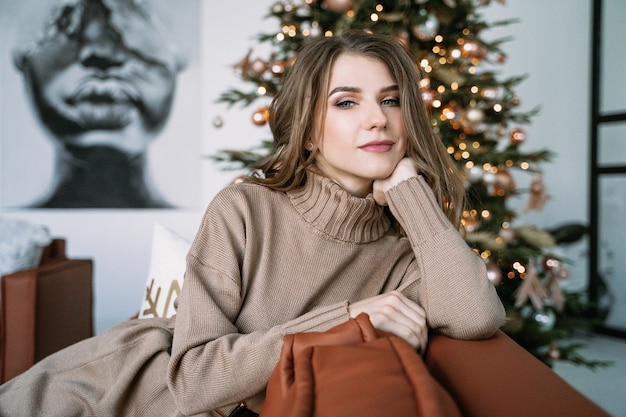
left=348, top=291, right=427, bottom=352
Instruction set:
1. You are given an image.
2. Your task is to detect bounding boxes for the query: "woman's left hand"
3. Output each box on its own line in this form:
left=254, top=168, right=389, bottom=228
left=372, top=158, right=418, bottom=206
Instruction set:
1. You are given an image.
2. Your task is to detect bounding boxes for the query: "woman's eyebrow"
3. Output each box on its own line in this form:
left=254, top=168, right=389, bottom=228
left=381, top=84, right=400, bottom=93
left=329, top=86, right=360, bottom=96
left=328, top=84, right=399, bottom=97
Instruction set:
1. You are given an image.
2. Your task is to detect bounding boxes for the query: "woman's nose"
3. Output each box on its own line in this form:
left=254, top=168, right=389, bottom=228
left=366, top=102, right=388, bottom=130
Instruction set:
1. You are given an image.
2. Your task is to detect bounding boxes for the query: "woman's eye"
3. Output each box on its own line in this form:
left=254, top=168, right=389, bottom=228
left=382, top=98, right=400, bottom=106
left=335, top=99, right=356, bottom=109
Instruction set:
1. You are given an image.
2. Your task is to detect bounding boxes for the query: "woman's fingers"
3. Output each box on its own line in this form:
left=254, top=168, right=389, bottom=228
left=348, top=291, right=428, bottom=350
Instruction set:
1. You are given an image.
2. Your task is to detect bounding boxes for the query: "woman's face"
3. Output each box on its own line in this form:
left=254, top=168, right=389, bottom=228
left=312, top=53, right=407, bottom=197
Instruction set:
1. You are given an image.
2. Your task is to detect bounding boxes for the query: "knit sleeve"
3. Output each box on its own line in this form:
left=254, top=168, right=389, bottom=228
left=385, top=176, right=505, bottom=340
left=166, top=186, right=349, bottom=416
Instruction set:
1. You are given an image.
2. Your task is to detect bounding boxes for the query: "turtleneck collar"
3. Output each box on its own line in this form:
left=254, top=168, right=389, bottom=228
left=288, top=172, right=391, bottom=243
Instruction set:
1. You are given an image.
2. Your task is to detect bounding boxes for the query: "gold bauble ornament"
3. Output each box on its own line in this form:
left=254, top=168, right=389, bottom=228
left=231, top=175, right=247, bottom=184
left=323, top=0, right=353, bottom=13
left=510, top=128, right=526, bottom=145
left=461, top=39, right=486, bottom=60
left=493, top=169, right=516, bottom=197
left=271, top=60, right=286, bottom=75
left=541, top=254, right=562, bottom=271
left=250, top=58, right=267, bottom=77
left=421, top=88, right=436, bottom=107
left=252, top=106, right=270, bottom=126
left=461, top=212, right=480, bottom=233
left=481, top=87, right=498, bottom=99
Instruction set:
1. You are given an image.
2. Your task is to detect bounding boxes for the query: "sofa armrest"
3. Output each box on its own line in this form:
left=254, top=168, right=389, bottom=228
left=425, top=330, right=609, bottom=417
left=0, top=240, right=93, bottom=383
left=0, top=269, right=37, bottom=382
left=31, top=257, right=94, bottom=361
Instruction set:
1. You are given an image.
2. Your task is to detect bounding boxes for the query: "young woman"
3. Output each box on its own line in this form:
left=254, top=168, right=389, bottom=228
left=0, top=30, right=505, bottom=417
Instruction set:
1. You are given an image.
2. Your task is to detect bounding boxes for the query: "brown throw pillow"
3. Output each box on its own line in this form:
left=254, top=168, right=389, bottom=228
left=260, top=313, right=461, bottom=417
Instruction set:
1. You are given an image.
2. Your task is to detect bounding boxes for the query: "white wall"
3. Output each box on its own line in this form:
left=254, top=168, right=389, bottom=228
left=0, top=0, right=593, bottom=333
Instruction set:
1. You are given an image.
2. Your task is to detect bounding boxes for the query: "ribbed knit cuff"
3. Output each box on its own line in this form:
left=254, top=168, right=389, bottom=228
left=385, top=176, right=452, bottom=244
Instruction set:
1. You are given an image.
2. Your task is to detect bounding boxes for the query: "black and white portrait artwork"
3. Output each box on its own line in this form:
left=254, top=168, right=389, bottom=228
left=0, top=0, right=201, bottom=208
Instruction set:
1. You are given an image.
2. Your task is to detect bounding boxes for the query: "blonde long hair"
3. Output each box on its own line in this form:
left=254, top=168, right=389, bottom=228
left=248, top=30, right=465, bottom=227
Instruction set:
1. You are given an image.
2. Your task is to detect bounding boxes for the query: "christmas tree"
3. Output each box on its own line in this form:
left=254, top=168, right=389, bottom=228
left=214, top=0, right=607, bottom=368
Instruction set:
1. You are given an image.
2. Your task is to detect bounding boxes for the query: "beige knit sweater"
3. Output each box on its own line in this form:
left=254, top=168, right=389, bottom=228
left=0, top=172, right=504, bottom=417
left=167, top=172, right=505, bottom=416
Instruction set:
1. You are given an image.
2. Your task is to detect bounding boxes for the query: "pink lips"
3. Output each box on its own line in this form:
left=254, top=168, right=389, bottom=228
left=359, top=140, right=394, bottom=153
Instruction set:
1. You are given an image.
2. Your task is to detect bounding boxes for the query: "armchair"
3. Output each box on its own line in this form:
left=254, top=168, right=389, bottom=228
left=425, top=330, right=610, bottom=417
left=0, top=239, right=93, bottom=383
